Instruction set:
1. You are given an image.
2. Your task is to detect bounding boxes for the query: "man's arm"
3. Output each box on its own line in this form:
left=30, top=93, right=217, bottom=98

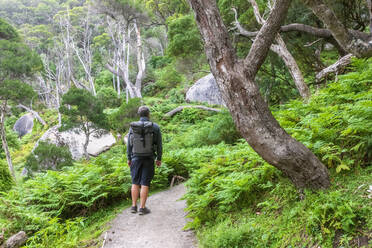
left=127, top=129, right=132, bottom=165
left=155, top=126, right=162, bottom=164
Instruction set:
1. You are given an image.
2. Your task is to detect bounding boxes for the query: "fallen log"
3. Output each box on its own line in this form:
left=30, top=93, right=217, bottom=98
left=316, top=54, right=353, bottom=82
left=165, top=105, right=222, bottom=117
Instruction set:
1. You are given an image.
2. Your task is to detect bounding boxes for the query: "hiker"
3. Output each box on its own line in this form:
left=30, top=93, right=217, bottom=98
left=127, top=106, right=162, bottom=215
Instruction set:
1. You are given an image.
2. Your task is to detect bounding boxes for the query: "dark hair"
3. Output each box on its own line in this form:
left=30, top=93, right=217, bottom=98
left=138, top=106, right=150, bottom=117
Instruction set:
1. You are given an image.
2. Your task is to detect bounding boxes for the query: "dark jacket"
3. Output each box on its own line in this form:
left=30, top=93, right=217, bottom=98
left=127, top=117, right=162, bottom=161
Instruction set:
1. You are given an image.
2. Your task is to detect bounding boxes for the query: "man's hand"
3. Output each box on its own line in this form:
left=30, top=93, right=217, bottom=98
left=156, top=160, right=161, bottom=167
left=128, top=160, right=132, bottom=167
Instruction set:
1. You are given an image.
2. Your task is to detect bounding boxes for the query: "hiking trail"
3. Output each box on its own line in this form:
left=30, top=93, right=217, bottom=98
left=101, top=184, right=197, bottom=248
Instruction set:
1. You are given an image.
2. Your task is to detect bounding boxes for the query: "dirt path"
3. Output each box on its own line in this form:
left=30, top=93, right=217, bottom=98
left=101, top=184, right=197, bottom=248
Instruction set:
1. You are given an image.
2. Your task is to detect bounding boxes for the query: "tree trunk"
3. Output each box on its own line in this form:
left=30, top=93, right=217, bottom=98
left=188, top=0, right=330, bottom=189
left=0, top=101, right=16, bottom=180
left=303, top=0, right=372, bottom=58
left=83, top=124, right=90, bottom=160
left=134, top=20, right=146, bottom=96
left=367, top=0, right=372, bottom=34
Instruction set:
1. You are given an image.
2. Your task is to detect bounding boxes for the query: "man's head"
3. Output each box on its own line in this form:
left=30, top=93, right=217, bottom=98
left=138, top=106, right=150, bottom=118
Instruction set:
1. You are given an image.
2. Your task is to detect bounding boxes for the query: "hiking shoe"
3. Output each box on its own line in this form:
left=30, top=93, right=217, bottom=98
left=139, top=207, right=151, bottom=215
left=130, top=206, right=137, bottom=213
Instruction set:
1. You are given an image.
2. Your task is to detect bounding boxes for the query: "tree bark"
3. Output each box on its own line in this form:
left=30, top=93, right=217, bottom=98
left=0, top=101, right=16, bottom=180
left=188, top=0, right=330, bottom=189
left=303, top=0, right=372, bottom=58
left=83, top=123, right=90, bottom=160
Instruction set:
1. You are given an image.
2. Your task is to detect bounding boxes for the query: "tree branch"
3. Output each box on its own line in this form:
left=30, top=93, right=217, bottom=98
left=304, top=0, right=372, bottom=58
left=244, top=0, right=292, bottom=78
left=17, top=104, right=46, bottom=126
left=315, top=54, right=353, bottom=82
left=165, top=105, right=222, bottom=117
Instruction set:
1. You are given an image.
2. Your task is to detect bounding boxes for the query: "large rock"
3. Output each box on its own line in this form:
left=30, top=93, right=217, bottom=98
left=186, top=73, right=225, bottom=106
left=35, top=125, right=116, bottom=160
left=4, top=231, right=27, bottom=248
left=13, top=113, right=34, bottom=137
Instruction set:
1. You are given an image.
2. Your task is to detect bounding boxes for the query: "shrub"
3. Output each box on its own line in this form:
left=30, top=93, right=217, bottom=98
left=25, top=141, right=73, bottom=172
left=108, top=97, right=142, bottom=133
left=0, top=159, right=13, bottom=192
left=97, top=86, right=121, bottom=108
left=154, top=64, right=184, bottom=91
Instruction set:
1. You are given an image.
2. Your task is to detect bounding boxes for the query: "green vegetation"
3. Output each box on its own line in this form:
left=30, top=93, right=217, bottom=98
left=25, top=141, right=73, bottom=172
left=0, top=0, right=371, bottom=247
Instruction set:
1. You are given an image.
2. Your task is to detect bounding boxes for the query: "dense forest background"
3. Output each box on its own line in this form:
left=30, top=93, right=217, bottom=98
left=0, top=0, right=371, bottom=247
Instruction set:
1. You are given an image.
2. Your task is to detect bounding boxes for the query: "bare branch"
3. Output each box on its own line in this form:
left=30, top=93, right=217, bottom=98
left=17, top=104, right=47, bottom=126
left=304, top=0, right=372, bottom=58
left=165, top=105, right=222, bottom=117
left=244, top=0, right=291, bottom=78
left=315, top=54, right=353, bottom=82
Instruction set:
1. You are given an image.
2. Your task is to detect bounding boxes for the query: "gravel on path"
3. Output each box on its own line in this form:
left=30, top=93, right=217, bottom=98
left=101, top=184, right=197, bottom=248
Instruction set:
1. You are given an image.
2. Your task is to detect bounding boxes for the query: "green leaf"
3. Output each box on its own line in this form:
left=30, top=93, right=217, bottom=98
left=336, top=163, right=350, bottom=173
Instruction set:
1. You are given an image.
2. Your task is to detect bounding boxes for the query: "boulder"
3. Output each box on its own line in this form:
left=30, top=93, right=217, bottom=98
left=4, top=231, right=27, bottom=248
left=35, top=125, right=116, bottom=160
left=186, top=73, right=225, bottom=106
left=13, top=113, right=34, bottom=137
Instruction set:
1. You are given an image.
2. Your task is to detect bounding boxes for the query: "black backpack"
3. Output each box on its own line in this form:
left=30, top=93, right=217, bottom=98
left=129, top=121, right=154, bottom=157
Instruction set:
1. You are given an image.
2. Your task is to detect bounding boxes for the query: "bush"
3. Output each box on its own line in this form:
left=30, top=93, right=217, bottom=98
left=97, top=86, right=121, bottom=108
left=154, top=64, right=184, bottom=91
left=108, top=97, right=142, bottom=133
left=25, top=141, right=73, bottom=172
left=0, top=159, right=13, bottom=192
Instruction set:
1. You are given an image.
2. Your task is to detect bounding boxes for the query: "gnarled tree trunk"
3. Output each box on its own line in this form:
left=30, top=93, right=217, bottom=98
left=188, top=0, right=330, bottom=189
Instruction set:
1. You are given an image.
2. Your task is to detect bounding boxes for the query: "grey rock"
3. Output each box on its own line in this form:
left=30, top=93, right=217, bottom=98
left=35, top=125, right=116, bottom=160
left=4, top=231, right=27, bottom=248
left=186, top=73, right=225, bottom=106
left=13, top=113, right=34, bottom=137
left=324, top=43, right=334, bottom=51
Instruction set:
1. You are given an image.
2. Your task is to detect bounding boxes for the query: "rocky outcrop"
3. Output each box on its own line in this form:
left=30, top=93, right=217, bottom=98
left=4, top=231, right=27, bottom=248
left=186, top=74, right=225, bottom=106
left=35, top=125, right=116, bottom=160
left=13, top=113, right=34, bottom=137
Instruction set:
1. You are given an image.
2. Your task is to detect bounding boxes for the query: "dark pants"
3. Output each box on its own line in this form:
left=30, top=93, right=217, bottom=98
left=130, top=158, right=155, bottom=186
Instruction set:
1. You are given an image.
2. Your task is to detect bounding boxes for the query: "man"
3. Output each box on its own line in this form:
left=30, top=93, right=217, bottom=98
left=127, top=106, right=162, bottom=215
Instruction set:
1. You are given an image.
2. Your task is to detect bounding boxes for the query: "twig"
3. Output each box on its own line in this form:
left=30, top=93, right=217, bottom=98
left=304, top=38, right=323, bottom=47
left=101, top=231, right=108, bottom=248
left=170, top=175, right=186, bottom=188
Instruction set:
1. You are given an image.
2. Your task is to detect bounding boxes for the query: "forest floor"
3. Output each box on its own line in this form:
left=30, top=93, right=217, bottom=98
left=100, top=184, right=197, bottom=248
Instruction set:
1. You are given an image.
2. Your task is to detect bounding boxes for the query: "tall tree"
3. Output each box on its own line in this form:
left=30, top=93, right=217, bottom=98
left=94, top=0, right=148, bottom=99
left=0, top=18, right=42, bottom=179
left=187, top=0, right=330, bottom=189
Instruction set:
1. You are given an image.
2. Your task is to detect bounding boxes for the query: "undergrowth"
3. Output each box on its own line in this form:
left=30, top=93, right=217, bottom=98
left=0, top=58, right=371, bottom=247
left=182, top=57, right=372, bottom=247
